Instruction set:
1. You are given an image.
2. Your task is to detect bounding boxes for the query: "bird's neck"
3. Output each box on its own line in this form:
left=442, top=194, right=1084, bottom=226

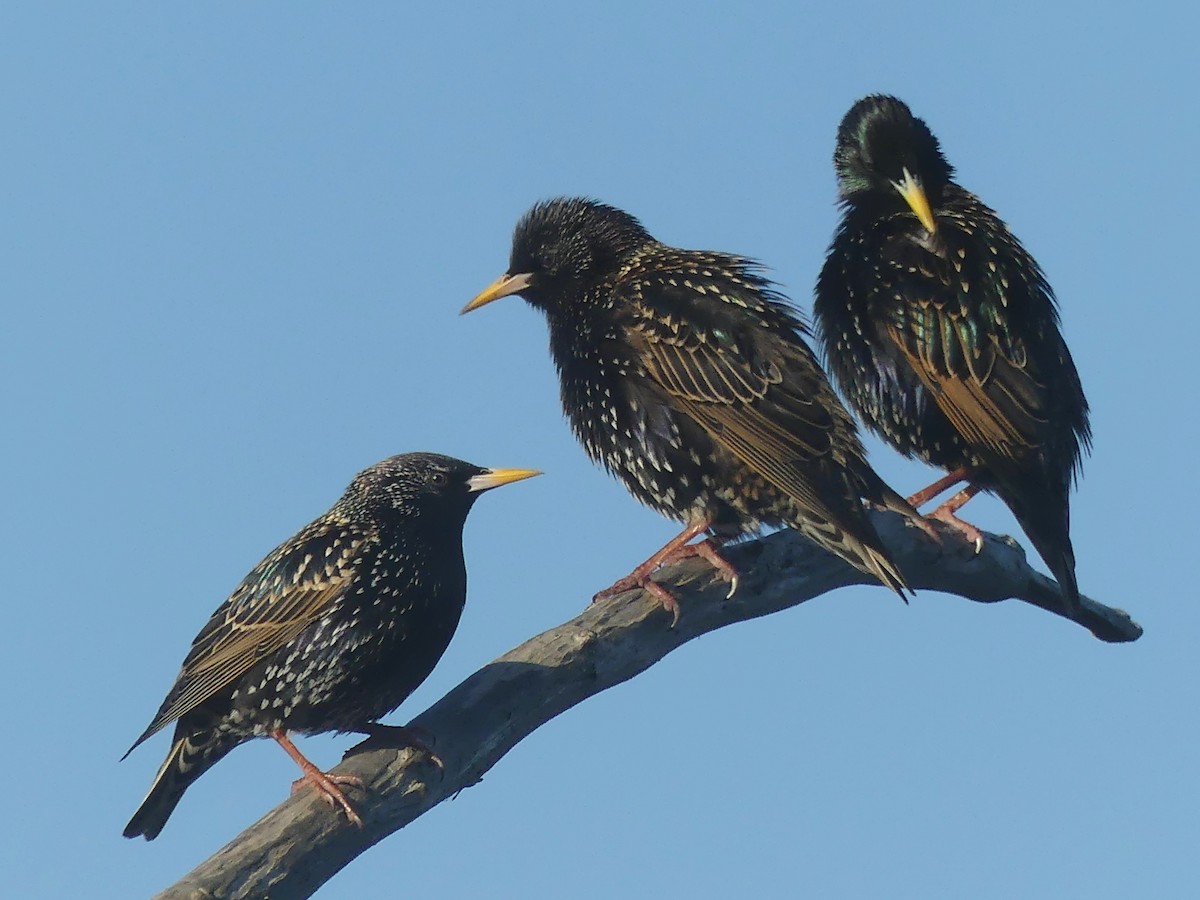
left=375, top=511, right=467, bottom=552
left=544, top=305, right=629, bottom=380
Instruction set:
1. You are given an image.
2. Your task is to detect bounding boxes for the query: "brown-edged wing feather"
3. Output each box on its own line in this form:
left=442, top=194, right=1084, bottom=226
left=884, top=318, right=1045, bottom=461
left=125, top=519, right=373, bottom=754
left=622, top=268, right=907, bottom=592
left=877, top=223, right=1059, bottom=473
left=626, top=271, right=847, bottom=507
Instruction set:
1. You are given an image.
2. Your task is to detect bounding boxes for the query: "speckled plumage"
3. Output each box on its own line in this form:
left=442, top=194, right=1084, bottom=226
left=123, top=453, right=537, bottom=840
left=814, top=95, right=1091, bottom=609
left=465, top=198, right=911, bottom=608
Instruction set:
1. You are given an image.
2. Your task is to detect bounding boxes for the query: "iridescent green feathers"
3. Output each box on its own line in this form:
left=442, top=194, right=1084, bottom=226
left=815, top=94, right=1090, bottom=609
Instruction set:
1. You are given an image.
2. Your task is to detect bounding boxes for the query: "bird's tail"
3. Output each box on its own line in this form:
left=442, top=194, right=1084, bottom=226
left=850, top=534, right=910, bottom=600
left=873, top=482, right=925, bottom=523
left=124, top=727, right=237, bottom=840
left=796, top=513, right=910, bottom=601
left=840, top=464, right=916, bottom=598
left=1003, top=485, right=1081, bottom=615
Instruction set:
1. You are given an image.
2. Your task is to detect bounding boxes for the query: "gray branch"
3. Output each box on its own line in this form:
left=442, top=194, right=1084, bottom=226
left=153, top=513, right=1141, bottom=900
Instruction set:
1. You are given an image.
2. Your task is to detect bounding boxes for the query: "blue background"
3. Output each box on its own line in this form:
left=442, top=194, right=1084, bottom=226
left=2, top=3, right=1194, bottom=897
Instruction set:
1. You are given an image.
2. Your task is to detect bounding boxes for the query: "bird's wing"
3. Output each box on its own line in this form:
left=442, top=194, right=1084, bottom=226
left=623, top=272, right=852, bottom=515
left=129, top=520, right=372, bottom=749
left=879, top=233, right=1051, bottom=463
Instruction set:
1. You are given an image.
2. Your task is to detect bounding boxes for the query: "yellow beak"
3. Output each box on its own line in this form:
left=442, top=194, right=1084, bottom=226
left=892, top=168, right=937, bottom=234
left=466, top=467, right=542, bottom=493
left=460, top=272, right=535, bottom=315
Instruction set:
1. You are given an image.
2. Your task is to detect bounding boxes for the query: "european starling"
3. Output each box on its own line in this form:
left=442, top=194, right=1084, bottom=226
left=814, top=94, right=1091, bottom=611
left=123, top=453, right=539, bottom=840
left=463, top=197, right=912, bottom=621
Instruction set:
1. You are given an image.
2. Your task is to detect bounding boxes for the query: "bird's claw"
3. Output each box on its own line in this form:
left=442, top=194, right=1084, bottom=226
left=355, top=723, right=445, bottom=775
left=926, top=505, right=985, bottom=556
left=593, top=530, right=736, bottom=627
left=593, top=576, right=639, bottom=604
left=725, top=572, right=739, bottom=599
left=644, top=581, right=682, bottom=627
left=291, top=771, right=366, bottom=828
left=594, top=575, right=682, bottom=627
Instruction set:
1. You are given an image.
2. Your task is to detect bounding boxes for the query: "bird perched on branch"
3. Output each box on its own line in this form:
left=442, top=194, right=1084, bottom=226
left=814, top=94, right=1090, bottom=611
left=123, top=452, right=539, bottom=840
left=463, top=197, right=913, bottom=623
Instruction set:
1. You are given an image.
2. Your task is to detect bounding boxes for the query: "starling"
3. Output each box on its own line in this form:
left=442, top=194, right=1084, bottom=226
left=123, top=453, right=539, bottom=840
left=463, top=197, right=913, bottom=622
left=814, top=94, right=1091, bottom=612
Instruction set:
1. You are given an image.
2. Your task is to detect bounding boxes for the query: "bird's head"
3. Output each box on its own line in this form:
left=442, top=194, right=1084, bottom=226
left=832, top=94, right=953, bottom=234
left=462, top=197, right=653, bottom=317
left=343, top=452, right=540, bottom=526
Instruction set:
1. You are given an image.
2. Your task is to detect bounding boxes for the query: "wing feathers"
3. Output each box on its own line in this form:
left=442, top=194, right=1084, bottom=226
left=128, top=522, right=371, bottom=751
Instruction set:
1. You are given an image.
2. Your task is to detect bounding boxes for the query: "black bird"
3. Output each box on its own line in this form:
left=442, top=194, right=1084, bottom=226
left=123, top=453, right=538, bottom=840
left=463, top=197, right=913, bottom=622
left=815, top=94, right=1091, bottom=611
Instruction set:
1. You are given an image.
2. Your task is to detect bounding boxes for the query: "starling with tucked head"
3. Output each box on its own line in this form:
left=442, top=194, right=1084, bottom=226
left=463, top=198, right=912, bottom=621
left=815, top=95, right=1091, bottom=611
left=123, top=452, right=538, bottom=839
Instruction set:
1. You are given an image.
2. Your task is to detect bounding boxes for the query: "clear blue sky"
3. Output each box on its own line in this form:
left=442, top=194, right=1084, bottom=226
left=2, top=4, right=1194, bottom=897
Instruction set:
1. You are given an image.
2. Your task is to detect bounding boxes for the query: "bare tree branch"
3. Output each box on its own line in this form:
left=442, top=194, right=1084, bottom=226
left=153, top=513, right=1140, bottom=899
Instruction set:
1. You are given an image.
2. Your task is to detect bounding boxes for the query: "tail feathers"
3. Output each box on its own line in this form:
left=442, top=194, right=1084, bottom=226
left=864, top=547, right=907, bottom=602
left=1003, top=486, right=1081, bottom=614
left=849, top=459, right=922, bottom=520
left=1016, top=510, right=1081, bottom=614
left=850, top=462, right=928, bottom=586
left=874, top=482, right=923, bottom=522
left=797, top=514, right=910, bottom=600
left=1047, top=546, right=1081, bottom=614
left=124, top=728, right=237, bottom=840
left=856, top=539, right=910, bottom=601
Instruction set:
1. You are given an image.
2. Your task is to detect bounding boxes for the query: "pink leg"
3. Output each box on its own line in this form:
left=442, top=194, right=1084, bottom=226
left=272, top=729, right=365, bottom=828
left=593, top=520, right=738, bottom=626
left=691, top=539, right=739, bottom=598
left=927, top=484, right=986, bottom=554
left=906, top=466, right=975, bottom=509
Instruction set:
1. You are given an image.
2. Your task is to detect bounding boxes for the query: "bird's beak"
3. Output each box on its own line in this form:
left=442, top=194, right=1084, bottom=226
left=460, top=272, right=534, bottom=315
left=466, top=467, right=542, bottom=493
left=892, top=168, right=937, bottom=234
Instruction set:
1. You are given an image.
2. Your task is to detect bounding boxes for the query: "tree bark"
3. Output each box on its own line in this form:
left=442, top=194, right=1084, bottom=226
left=153, top=514, right=1141, bottom=899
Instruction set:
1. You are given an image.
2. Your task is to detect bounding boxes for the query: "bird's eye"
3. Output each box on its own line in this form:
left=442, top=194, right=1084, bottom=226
left=429, top=471, right=450, bottom=488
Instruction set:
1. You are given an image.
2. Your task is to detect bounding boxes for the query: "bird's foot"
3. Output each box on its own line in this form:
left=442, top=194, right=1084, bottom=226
left=690, top=539, right=740, bottom=598
left=272, top=728, right=365, bottom=828
left=642, top=580, right=683, bottom=628
left=289, top=770, right=365, bottom=828
left=594, top=574, right=682, bottom=627
left=590, top=520, right=713, bottom=625
left=926, top=505, right=985, bottom=554
left=592, top=536, right=737, bottom=627
left=357, top=723, right=445, bottom=774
